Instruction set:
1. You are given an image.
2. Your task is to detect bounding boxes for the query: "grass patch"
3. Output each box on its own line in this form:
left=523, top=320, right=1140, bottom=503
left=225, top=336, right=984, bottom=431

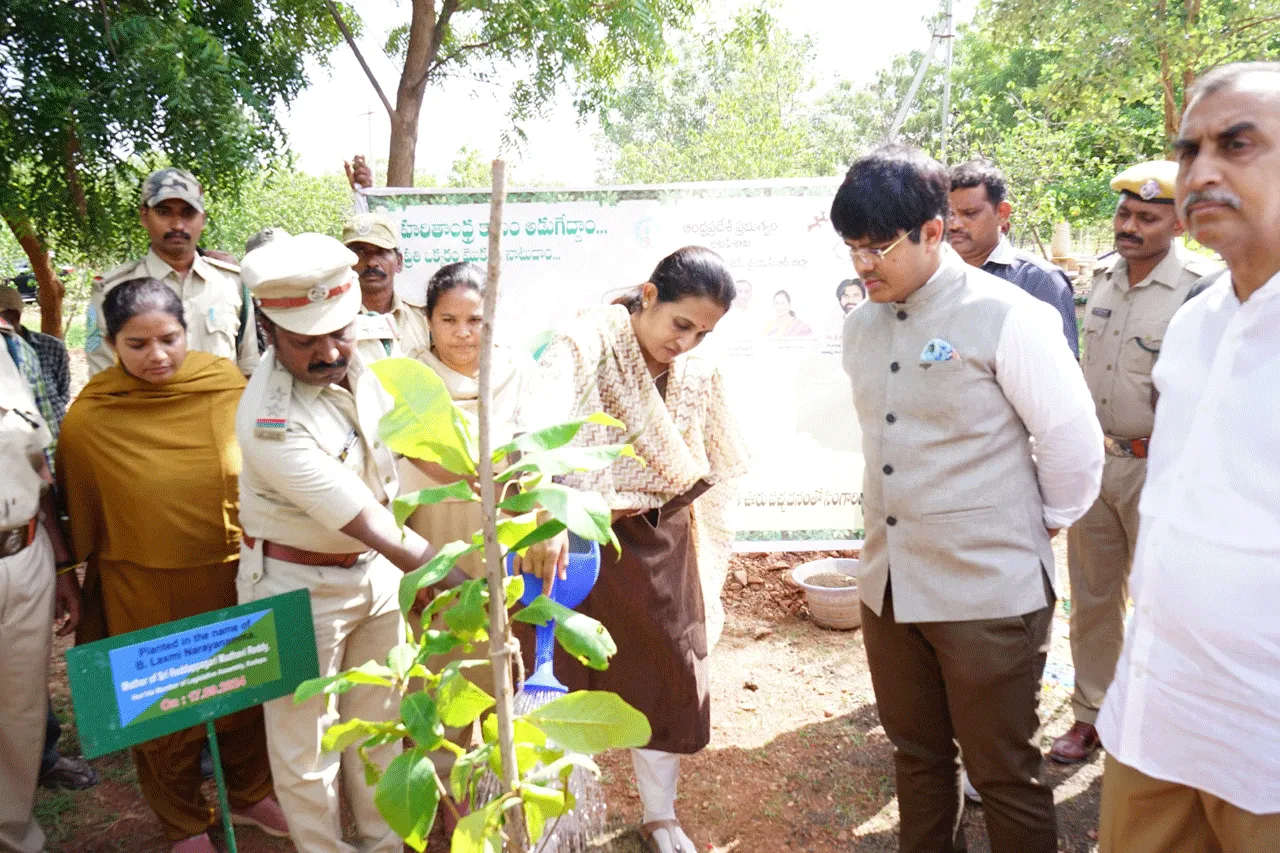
left=33, top=789, right=82, bottom=846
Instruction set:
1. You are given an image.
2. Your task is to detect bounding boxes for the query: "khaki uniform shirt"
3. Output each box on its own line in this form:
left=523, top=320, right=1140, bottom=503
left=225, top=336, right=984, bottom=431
left=236, top=348, right=399, bottom=554
left=87, top=249, right=260, bottom=377
left=1082, top=244, right=1220, bottom=438
left=353, top=294, right=431, bottom=365
left=0, top=334, right=52, bottom=528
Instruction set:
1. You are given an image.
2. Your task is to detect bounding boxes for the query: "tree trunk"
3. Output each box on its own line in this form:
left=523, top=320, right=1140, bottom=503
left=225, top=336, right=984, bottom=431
left=386, top=0, right=440, bottom=187
left=3, top=212, right=63, bottom=337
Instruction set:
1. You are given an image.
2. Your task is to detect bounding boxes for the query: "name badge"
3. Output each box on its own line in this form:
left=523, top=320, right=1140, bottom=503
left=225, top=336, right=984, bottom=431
left=1091, top=307, right=1112, bottom=318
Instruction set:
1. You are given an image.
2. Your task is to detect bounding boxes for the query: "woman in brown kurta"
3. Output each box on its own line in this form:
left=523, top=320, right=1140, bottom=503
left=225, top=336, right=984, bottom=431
left=57, top=279, right=287, bottom=853
left=521, top=246, right=748, bottom=853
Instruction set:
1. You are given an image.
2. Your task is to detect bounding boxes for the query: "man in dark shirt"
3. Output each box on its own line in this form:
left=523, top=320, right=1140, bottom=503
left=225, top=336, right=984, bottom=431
left=948, top=160, right=1080, bottom=356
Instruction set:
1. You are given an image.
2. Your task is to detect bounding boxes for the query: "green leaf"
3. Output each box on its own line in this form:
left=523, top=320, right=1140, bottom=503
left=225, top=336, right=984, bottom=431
left=525, top=753, right=601, bottom=786
left=374, top=747, right=439, bottom=851
left=417, top=628, right=464, bottom=660
left=513, top=595, right=617, bottom=671
left=443, top=579, right=489, bottom=640
left=294, top=673, right=343, bottom=704
left=497, top=443, right=642, bottom=481
left=399, top=541, right=479, bottom=614
left=387, top=643, right=417, bottom=681
left=508, top=519, right=567, bottom=553
left=504, top=574, right=526, bottom=609
left=490, top=412, right=625, bottom=461
left=401, top=692, right=444, bottom=750
left=450, top=798, right=504, bottom=853
left=496, top=482, right=618, bottom=550
left=359, top=745, right=384, bottom=787
left=393, top=482, right=479, bottom=526
left=371, top=358, right=477, bottom=476
left=495, top=514, right=540, bottom=550
left=521, top=783, right=569, bottom=844
left=523, top=691, right=652, bottom=754
left=436, top=673, right=497, bottom=728
left=321, top=718, right=387, bottom=752
left=450, top=742, right=493, bottom=803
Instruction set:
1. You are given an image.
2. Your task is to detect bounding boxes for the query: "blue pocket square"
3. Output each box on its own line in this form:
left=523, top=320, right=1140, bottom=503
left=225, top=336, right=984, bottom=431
left=920, top=338, right=959, bottom=362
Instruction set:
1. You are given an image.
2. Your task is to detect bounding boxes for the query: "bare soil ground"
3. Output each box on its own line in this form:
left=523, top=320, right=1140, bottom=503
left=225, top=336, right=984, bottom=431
left=40, top=541, right=1103, bottom=853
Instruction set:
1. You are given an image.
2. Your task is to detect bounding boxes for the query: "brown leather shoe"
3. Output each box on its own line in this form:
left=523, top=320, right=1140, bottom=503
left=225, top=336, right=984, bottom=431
left=1049, top=721, right=1100, bottom=764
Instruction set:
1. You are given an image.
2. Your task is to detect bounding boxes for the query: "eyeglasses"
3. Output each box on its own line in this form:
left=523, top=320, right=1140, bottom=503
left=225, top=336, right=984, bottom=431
left=848, top=229, right=912, bottom=265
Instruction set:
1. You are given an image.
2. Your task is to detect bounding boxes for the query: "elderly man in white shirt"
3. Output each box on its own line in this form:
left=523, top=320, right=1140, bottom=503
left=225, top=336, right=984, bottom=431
left=1096, top=61, right=1280, bottom=852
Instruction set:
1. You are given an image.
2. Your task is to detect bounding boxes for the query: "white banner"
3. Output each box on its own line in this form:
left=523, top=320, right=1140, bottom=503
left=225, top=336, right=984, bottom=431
left=364, top=179, right=864, bottom=550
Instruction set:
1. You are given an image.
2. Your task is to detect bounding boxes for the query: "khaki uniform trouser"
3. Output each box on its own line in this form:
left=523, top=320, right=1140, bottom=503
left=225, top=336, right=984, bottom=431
left=237, top=543, right=404, bottom=853
left=1065, top=454, right=1145, bottom=725
left=1100, top=755, right=1280, bottom=853
left=0, top=526, right=53, bottom=853
left=861, top=573, right=1058, bottom=853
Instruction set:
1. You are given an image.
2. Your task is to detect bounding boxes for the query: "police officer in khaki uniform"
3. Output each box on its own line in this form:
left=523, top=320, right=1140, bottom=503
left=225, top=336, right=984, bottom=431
left=341, top=212, right=432, bottom=363
left=0, top=320, right=79, bottom=853
left=86, top=168, right=260, bottom=376
left=234, top=233, right=439, bottom=853
left=1050, top=161, right=1221, bottom=763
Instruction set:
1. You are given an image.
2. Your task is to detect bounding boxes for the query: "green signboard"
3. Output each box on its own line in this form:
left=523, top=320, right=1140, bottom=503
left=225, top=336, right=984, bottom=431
left=66, top=589, right=320, bottom=759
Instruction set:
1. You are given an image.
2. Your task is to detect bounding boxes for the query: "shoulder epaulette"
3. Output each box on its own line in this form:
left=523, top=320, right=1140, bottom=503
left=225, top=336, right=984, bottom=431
left=203, top=255, right=241, bottom=274
left=253, top=367, right=294, bottom=441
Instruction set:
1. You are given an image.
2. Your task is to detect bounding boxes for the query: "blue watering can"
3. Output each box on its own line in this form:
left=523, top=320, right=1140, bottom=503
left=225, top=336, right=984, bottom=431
left=507, top=532, right=601, bottom=693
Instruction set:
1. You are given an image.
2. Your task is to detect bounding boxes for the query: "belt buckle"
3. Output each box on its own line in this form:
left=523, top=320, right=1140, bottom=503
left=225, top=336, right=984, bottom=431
left=1, top=526, right=25, bottom=558
left=1103, top=436, right=1130, bottom=457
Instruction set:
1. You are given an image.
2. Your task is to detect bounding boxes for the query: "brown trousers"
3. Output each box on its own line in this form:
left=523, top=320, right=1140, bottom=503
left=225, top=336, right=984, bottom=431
left=1100, top=755, right=1280, bottom=853
left=860, top=576, right=1057, bottom=853
left=100, top=560, right=274, bottom=841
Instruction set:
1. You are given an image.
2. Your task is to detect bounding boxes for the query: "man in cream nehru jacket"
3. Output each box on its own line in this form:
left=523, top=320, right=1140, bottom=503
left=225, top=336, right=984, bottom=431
left=236, top=233, right=438, bottom=853
left=833, top=144, right=1103, bottom=853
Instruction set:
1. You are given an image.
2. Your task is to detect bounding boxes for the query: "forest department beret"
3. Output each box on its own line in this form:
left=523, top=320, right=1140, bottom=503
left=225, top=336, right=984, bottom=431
left=1110, top=161, right=1177, bottom=203
left=242, top=233, right=361, bottom=336
left=141, top=168, right=205, bottom=212
left=341, top=213, right=399, bottom=251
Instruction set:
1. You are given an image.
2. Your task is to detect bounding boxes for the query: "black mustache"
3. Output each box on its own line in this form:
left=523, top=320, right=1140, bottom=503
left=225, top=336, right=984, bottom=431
left=164, top=231, right=190, bottom=241
left=359, top=268, right=387, bottom=280
left=1116, top=233, right=1142, bottom=244
left=308, top=359, right=348, bottom=373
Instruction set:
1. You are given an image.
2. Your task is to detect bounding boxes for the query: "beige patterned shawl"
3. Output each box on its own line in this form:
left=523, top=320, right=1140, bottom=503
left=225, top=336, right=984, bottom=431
left=535, top=304, right=749, bottom=647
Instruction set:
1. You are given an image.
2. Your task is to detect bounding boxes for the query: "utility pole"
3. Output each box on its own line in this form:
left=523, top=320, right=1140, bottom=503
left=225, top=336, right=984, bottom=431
left=359, top=105, right=374, bottom=157
left=888, top=0, right=957, bottom=157
left=940, top=0, right=955, bottom=163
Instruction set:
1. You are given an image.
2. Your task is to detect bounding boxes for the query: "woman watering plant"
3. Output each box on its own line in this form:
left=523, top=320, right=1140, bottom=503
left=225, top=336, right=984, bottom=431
left=516, top=245, right=749, bottom=853
left=57, top=279, right=288, bottom=853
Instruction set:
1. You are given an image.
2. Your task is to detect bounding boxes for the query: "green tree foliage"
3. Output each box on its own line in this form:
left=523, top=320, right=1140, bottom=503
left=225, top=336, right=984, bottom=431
left=202, top=170, right=359, bottom=256
left=597, top=5, right=835, bottom=183
left=337, top=0, right=700, bottom=186
left=0, top=1, right=342, bottom=331
left=987, top=0, right=1280, bottom=144
left=0, top=1, right=341, bottom=261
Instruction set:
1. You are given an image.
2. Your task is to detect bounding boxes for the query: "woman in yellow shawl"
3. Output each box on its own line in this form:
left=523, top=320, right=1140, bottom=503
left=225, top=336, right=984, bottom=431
left=57, top=279, right=287, bottom=853
left=519, top=246, right=749, bottom=853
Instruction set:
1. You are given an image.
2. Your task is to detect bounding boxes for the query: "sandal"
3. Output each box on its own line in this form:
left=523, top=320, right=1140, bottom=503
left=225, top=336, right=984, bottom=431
left=38, top=755, right=100, bottom=790
left=639, top=819, right=695, bottom=853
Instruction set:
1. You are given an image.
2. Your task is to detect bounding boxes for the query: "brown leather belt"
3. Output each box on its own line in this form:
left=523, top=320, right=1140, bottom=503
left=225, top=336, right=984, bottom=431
left=1104, top=435, right=1150, bottom=459
left=242, top=535, right=365, bottom=568
left=0, top=518, right=38, bottom=559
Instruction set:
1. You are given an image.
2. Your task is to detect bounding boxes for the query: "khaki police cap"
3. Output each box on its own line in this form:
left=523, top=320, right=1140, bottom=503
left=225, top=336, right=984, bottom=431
left=0, top=285, right=23, bottom=313
left=341, top=213, right=398, bottom=251
left=141, top=168, right=205, bottom=212
left=1110, top=160, right=1177, bottom=204
left=242, top=233, right=361, bottom=336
